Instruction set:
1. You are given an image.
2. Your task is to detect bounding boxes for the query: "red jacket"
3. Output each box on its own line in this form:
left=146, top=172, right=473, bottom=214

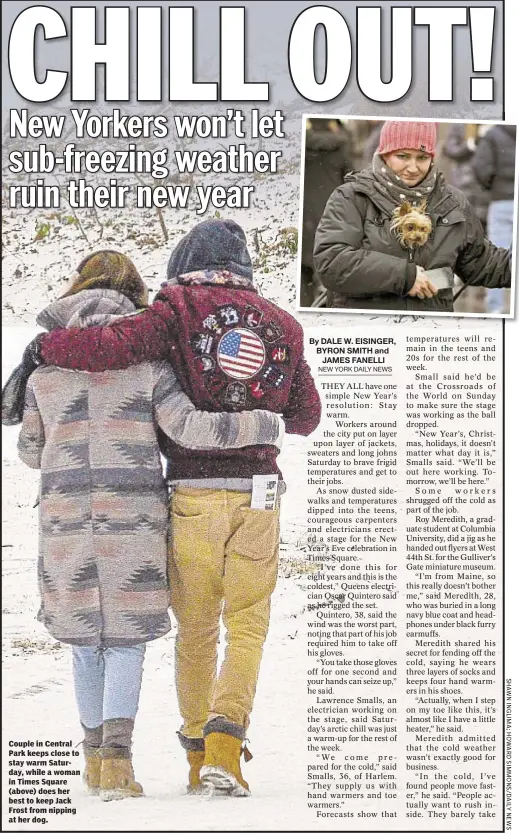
left=41, top=271, right=322, bottom=480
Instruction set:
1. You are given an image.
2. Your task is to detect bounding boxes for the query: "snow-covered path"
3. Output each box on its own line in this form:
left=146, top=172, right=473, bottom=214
left=3, top=574, right=311, bottom=831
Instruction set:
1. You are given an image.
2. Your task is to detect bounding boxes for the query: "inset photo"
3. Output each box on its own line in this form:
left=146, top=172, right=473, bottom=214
left=297, top=116, right=517, bottom=318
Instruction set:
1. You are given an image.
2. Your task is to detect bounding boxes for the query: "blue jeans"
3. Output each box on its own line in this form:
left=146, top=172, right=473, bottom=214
left=72, top=645, right=146, bottom=729
left=486, top=200, right=513, bottom=313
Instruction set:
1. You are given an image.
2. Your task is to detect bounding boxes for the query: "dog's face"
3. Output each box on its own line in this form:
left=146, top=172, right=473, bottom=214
left=390, top=200, right=432, bottom=249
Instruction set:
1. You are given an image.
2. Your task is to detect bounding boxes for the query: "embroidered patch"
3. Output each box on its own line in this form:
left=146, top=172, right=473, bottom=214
left=195, top=355, right=215, bottom=373
left=243, top=306, right=263, bottom=328
left=249, top=380, right=265, bottom=399
left=191, top=333, right=214, bottom=354
left=224, top=382, right=247, bottom=407
left=262, top=365, right=285, bottom=388
left=270, top=345, right=290, bottom=364
left=217, top=328, right=266, bottom=380
left=202, top=314, right=222, bottom=334
left=206, top=375, right=227, bottom=397
left=262, top=322, right=283, bottom=343
left=217, top=304, right=240, bottom=327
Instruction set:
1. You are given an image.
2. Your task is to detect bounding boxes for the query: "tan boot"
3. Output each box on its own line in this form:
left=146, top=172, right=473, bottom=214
left=200, top=732, right=251, bottom=797
left=186, top=749, right=205, bottom=794
left=99, top=750, right=144, bottom=801
left=82, top=748, right=101, bottom=795
left=177, top=732, right=206, bottom=794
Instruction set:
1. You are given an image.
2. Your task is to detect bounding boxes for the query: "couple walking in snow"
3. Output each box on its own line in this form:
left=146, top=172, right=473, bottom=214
left=4, top=219, right=321, bottom=800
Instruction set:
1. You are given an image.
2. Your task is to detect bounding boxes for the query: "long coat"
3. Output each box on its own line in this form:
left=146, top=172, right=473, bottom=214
left=18, top=289, right=281, bottom=647
left=302, top=123, right=353, bottom=270
left=313, top=168, right=511, bottom=312
left=441, top=124, right=491, bottom=225
left=472, top=124, right=517, bottom=203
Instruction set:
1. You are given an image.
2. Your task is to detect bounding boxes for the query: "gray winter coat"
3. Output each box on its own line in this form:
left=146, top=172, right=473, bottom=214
left=472, top=124, right=516, bottom=203
left=313, top=168, right=511, bottom=312
left=17, top=289, right=281, bottom=647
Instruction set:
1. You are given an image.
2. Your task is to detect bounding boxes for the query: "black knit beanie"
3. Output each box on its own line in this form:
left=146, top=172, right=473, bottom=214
left=166, top=219, right=253, bottom=284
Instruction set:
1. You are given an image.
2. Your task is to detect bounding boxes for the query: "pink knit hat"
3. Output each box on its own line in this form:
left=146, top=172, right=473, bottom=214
left=377, top=121, right=437, bottom=157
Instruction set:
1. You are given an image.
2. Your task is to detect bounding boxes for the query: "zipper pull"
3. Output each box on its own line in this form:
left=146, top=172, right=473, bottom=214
left=408, top=248, right=414, bottom=262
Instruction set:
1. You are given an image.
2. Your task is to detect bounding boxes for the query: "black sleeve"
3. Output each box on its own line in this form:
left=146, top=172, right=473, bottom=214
left=472, top=134, right=496, bottom=191
left=455, top=206, right=511, bottom=288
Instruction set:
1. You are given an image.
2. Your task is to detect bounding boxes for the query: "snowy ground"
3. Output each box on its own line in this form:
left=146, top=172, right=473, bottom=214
left=2, top=428, right=312, bottom=832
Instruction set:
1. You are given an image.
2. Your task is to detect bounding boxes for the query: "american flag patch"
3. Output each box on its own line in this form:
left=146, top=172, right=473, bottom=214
left=217, top=328, right=266, bottom=380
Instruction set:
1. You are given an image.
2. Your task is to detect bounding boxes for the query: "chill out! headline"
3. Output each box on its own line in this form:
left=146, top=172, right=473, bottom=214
left=8, top=5, right=496, bottom=104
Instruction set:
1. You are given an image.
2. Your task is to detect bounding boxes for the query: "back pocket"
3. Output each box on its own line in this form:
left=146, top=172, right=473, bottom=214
left=229, top=508, right=280, bottom=561
left=171, top=512, right=211, bottom=560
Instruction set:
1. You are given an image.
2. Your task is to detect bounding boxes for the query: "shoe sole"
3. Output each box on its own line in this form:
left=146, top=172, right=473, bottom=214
left=100, top=789, right=143, bottom=802
left=200, top=765, right=250, bottom=797
left=83, top=773, right=100, bottom=795
left=186, top=785, right=206, bottom=795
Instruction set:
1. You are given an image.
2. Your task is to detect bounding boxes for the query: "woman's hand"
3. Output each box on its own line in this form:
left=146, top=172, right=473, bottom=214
left=407, top=266, right=439, bottom=300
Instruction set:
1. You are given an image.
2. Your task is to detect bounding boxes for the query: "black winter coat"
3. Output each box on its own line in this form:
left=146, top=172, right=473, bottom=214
left=441, top=124, right=491, bottom=224
left=472, top=125, right=516, bottom=203
left=301, top=125, right=353, bottom=269
left=313, top=168, right=511, bottom=313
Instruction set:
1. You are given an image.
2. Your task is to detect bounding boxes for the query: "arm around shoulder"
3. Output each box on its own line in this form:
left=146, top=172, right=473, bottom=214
left=40, top=300, right=176, bottom=371
left=152, top=363, right=283, bottom=450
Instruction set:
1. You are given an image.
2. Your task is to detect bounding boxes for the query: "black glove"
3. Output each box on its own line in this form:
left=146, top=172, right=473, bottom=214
left=22, top=333, right=45, bottom=368
left=1, top=333, right=45, bottom=426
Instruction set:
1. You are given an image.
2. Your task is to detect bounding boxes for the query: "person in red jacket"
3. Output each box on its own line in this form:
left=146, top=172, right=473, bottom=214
left=37, top=219, right=322, bottom=797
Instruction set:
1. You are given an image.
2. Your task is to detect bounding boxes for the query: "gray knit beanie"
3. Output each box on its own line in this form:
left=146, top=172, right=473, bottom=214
left=166, top=219, right=253, bottom=284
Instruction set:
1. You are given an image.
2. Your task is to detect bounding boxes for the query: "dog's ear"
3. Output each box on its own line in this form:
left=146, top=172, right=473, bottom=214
left=396, top=201, right=413, bottom=218
left=417, top=198, right=428, bottom=214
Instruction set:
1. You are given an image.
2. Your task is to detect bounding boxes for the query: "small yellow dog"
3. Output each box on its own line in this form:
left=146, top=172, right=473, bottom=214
left=390, top=200, right=432, bottom=250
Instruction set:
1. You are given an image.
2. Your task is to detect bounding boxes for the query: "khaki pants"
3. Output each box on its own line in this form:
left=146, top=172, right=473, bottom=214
left=169, top=487, right=279, bottom=738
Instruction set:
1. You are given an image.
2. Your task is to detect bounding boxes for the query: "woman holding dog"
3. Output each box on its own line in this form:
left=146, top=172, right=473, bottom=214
left=313, top=120, right=512, bottom=313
